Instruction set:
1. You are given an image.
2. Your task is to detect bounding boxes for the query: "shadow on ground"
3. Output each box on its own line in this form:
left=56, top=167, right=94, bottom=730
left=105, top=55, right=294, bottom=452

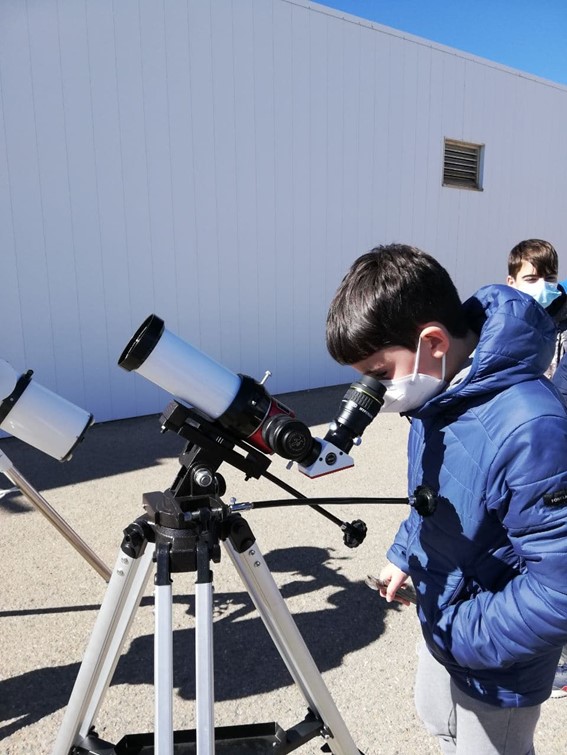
left=0, top=543, right=395, bottom=740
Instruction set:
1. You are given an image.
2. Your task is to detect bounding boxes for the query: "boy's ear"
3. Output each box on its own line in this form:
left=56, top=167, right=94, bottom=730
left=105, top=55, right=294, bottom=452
left=507, top=275, right=516, bottom=287
left=419, top=324, right=450, bottom=359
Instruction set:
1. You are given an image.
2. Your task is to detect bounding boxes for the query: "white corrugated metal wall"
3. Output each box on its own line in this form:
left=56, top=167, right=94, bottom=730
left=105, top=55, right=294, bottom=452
left=2, top=0, right=567, bottom=423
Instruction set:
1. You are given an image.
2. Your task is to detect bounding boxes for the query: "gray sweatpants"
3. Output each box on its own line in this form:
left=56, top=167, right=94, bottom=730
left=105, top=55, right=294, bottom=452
left=414, top=643, right=541, bottom=755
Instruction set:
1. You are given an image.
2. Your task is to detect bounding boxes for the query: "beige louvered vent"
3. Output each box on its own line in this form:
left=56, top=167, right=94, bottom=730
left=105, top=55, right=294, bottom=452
left=443, top=139, right=484, bottom=190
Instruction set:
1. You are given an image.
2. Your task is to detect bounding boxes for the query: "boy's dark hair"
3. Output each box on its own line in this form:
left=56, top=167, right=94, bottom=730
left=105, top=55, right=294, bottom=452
left=326, top=244, right=468, bottom=365
left=507, top=239, right=558, bottom=278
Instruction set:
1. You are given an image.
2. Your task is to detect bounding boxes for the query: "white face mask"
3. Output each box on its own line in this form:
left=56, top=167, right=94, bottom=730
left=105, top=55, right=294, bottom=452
left=379, top=335, right=446, bottom=413
left=516, top=278, right=561, bottom=309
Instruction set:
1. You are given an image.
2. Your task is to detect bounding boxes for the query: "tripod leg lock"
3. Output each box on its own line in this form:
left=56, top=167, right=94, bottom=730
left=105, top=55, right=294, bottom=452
left=221, top=513, right=255, bottom=553
left=121, top=515, right=153, bottom=559
left=154, top=542, right=173, bottom=586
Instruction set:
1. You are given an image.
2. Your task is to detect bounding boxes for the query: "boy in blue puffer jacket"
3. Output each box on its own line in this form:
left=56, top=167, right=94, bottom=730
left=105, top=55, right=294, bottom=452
left=326, top=244, right=567, bottom=754
left=506, top=238, right=567, bottom=402
left=506, top=238, right=567, bottom=697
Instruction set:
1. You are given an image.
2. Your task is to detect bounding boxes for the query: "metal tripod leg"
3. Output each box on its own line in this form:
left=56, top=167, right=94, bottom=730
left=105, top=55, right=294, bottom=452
left=154, top=544, right=174, bottom=755
left=195, top=543, right=215, bottom=755
left=0, top=449, right=111, bottom=581
left=51, top=540, right=154, bottom=755
left=153, top=539, right=215, bottom=755
left=224, top=536, right=360, bottom=755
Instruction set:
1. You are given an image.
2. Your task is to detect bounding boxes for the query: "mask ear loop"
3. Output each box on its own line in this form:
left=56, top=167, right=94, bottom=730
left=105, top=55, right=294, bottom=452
left=412, top=334, right=447, bottom=383
left=411, top=336, right=423, bottom=382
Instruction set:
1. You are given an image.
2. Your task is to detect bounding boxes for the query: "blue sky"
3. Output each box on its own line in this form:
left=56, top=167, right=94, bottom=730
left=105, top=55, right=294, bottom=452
left=315, top=1, right=567, bottom=86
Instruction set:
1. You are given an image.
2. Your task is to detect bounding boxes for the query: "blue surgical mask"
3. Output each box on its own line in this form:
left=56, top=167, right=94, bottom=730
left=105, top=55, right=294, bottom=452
left=518, top=279, right=561, bottom=309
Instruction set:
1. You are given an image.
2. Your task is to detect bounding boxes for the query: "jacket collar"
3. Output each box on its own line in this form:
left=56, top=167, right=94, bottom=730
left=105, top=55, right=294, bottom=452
left=407, top=284, right=556, bottom=419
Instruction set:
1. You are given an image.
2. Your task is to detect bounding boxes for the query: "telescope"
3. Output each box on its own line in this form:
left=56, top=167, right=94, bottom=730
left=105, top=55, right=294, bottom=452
left=118, top=314, right=385, bottom=477
left=0, top=359, right=93, bottom=461
left=53, top=317, right=426, bottom=755
left=0, top=359, right=110, bottom=580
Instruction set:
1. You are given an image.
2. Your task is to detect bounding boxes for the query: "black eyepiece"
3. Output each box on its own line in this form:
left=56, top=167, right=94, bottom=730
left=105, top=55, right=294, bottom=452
left=323, top=375, right=385, bottom=454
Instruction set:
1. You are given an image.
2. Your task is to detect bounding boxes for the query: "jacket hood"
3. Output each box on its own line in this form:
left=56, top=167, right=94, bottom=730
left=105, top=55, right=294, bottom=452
left=547, top=283, right=567, bottom=324
left=410, top=284, right=556, bottom=418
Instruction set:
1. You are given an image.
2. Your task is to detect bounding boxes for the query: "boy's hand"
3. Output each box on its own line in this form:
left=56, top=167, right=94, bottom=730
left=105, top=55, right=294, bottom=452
left=366, top=563, right=415, bottom=606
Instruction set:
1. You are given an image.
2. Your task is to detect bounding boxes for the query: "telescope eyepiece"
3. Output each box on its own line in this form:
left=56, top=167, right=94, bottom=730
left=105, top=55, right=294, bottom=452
left=323, top=375, right=385, bottom=454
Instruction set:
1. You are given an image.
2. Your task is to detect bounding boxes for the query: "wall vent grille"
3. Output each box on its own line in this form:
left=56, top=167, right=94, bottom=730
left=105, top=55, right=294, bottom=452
left=443, top=139, right=484, bottom=190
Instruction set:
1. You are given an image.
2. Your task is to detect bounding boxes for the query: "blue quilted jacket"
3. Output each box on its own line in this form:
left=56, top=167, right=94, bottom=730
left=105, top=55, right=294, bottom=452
left=387, top=284, right=567, bottom=707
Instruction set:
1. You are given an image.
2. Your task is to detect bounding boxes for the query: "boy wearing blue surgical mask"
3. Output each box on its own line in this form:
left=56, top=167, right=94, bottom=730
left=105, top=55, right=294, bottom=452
left=327, top=244, right=567, bottom=754
left=507, top=238, right=567, bottom=699
left=507, top=239, right=567, bottom=380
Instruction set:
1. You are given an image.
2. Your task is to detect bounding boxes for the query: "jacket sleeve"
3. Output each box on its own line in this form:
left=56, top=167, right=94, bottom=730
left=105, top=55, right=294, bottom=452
left=386, top=420, right=420, bottom=573
left=437, top=413, right=567, bottom=670
left=386, top=513, right=414, bottom=573
left=552, top=352, right=567, bottom=404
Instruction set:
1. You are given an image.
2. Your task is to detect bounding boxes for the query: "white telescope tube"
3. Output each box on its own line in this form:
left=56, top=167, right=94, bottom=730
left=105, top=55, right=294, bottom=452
left=118, top=315, right=241, bottom=420
left=0, top=360, right=93, bottom=461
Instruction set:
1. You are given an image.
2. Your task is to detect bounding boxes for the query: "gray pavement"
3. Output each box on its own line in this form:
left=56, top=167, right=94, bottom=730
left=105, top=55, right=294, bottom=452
left=0, top=385, right=564, bottom=754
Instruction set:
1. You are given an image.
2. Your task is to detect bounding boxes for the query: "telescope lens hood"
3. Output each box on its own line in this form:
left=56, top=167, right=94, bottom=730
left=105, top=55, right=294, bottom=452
left=119, top=314, right=165, bottom=371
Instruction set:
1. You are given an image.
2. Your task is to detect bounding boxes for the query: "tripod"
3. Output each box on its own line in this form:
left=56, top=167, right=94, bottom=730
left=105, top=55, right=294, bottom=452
left=52, top=401, right=409, bottom=754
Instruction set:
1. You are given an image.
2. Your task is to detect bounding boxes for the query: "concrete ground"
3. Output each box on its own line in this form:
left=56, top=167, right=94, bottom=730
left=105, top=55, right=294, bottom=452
left=0, top=385, right=564, bottom=754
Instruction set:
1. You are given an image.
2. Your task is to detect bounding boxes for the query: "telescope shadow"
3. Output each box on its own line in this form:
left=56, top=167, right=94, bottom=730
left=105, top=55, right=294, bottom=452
left=0, top=385, right=349, bottom=501
left=0, top=544, right=392, bottom=740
